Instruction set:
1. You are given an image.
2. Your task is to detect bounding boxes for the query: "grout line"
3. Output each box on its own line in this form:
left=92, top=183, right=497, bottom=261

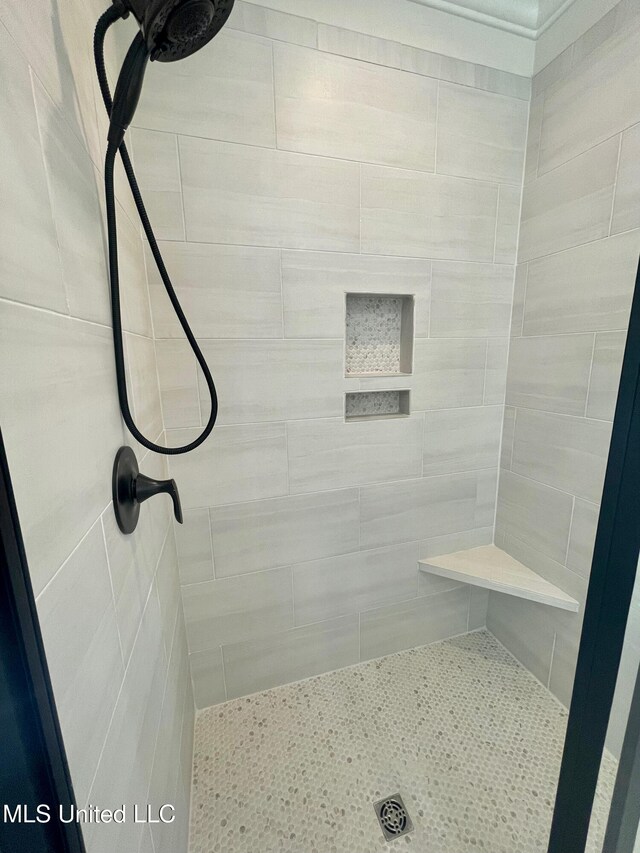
left=492, top=185, right=500, bottom=263
left=175, top=134, right=188, bottom=240
left=548, top=631, right=557, bottom=690
left=565, top=496, right=577, bottom=566
left=433, top=80, right=440, bottom=175
left=583, top=332, right=598, bottom=417
left=608, top=132, right=624, bottom=236
left=208, top=508, right=216, bottom=581
left=100, top=514, right=127, bottom=670
left=220, top=646, right=229, bottom=702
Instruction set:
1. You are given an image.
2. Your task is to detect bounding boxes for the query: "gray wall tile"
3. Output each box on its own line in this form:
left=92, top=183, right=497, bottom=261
left=360, top=470, right=492, bottom=550
left=211, top=489, right=360, bottom=577
left=518, top=138, right=619, bottom=262
left=487, top=593, right=554, bottom=687
left=190, top=647, right=227, bottom=710
left=183, top=566, right=293, bottom=651
left=360, top=587, right=470, bottom=661
left=228, top=1, right=317, bottom=47
left=174, top=509, right=214, bottom=585
left=130, top=128, right=184, bottom=241
left=282, top=251, right=430, bottom=339
left=567, top=499, right=600, bottom=579
left=505, top=334, right=594, bottom=415
left=612, top=125, right=640, bottom=234
left=292, top=543, right=419, bottom=625
left=494, top=184, right=522, bottom=264
left=287, top=415, right=424, bottom=493
left=587, top=331, right=628, bottom=421
left=274, top=43, right=437, bottom=170
left=148, top=242, right=283, bottom=340
left=135, top=30, right=276, bottom=147
left=423, top=406, right=502, bottom=476
left=430, top=262, right=513, bottom=338
left=168, top=423, right=288, bottom=508
left=495, top=471, right=573, bottom=565
left=36, top=521, right=124, bottom=805
left=180, top=136, right=360, bottom=250
left=361, top=165, right=498, bottom=261
left=196, top=339, right=344, bottom=425
left=523, top=231, right=638, bottom=335
left=223, top=615, right=359, bottom=698
left=318, top=24, right=403, bottom=67
left=511, top=409, right=611, bottom=504
left=413, top=339, right=487, bottom=410
left=436, top=82, right=527, bottom=184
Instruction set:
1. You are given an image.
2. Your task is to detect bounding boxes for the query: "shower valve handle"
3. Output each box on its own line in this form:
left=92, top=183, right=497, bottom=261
left=136, top=472, right=183, bottom=524
left=112, top=445, right=183, bottom=535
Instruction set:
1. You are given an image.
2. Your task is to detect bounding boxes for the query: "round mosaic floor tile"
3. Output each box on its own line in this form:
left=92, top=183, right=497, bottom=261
left=189, top=631, right=617, bottom=853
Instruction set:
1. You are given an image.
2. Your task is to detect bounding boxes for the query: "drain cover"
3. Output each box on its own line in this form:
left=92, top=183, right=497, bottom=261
left=373, top=794, right=414, bottom=841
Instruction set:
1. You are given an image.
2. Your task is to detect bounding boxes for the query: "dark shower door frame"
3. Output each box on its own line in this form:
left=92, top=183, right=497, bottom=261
left=547, top=255, right=640, bottom=853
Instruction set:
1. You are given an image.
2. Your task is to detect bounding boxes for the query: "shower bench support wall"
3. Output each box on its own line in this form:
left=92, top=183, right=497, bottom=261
left=418, top=544, right=579, bottom=612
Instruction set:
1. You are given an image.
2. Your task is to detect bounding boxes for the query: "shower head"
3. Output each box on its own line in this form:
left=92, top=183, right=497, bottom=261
left=124, top=0, right=236, bottom=61
left=105, top=0, right=235, bottom=145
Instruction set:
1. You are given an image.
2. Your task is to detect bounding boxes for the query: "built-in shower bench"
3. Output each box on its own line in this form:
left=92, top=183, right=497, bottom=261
left=418, top=544, right=579, bottom=612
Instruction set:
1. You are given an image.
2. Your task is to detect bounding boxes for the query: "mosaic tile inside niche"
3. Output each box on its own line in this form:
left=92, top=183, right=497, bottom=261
left=345, top=390, right=401, bottom=418
left=345, top=294, right=403, bottom=375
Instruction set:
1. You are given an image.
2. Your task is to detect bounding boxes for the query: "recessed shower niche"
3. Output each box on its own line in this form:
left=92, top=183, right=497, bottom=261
left=345, top=390, right=411, bottom=422
left=345, top=294, right=414, bottom=377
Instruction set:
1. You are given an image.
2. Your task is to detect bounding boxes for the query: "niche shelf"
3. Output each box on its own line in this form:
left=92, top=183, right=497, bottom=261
left=345, top=390, right=410, bottom=422
left=345, top=294, right=414, bottom=377
left=418, top=545, right=579, bottom=612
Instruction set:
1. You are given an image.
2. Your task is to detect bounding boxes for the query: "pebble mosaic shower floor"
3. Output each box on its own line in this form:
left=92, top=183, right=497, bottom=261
left=189, top=630, right=617, bottom=853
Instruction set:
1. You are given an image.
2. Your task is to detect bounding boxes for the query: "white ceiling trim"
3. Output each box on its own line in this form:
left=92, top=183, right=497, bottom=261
left=407, top=0, right=581, bottom=40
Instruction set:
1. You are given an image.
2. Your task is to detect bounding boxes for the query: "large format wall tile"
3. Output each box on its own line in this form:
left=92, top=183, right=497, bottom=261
left=190, top=647, right=226, bottom=710
left=36, top=521, right=124, bottom=806
left=182, top=566, right=293, bottom=652
left=360, top=586, right=470, bottom=661
left=567, top=498, right=600, bottom=579
left=196, top=339, right=344, bottom=425
left=135, top=30, right=275, bottom=147
left=586, top=330, right=627, bottom=421
left=495, top=471, right=573, bottom=565
left=538, top=25, right=640, bottom=175
left=423, top=406, right=502, bottom=476
left=210, top=489, right=360, bottom=577
left=436, top=82, right=527, bottom=184
left=148, top=242, right=283, bottom=339
left=430, top=262, right=513, bottom=337
left=0, top=26, right=65, bottom=313
left=494, top=184, right=522, bottom=264
left=361, top=165, right=498, bottom=261
left=487, top=593, right=554, bottom=687
left=180, top=136, right=360, bottom=250
left=0, top=303, right=123, bottom=594
left=228, top=1, right=317, bottom=47
left=174, top=509, right=214, bottom=585
left=287, top=416, right=424, bottom=493
left=518, top=138, right=619, bottom=262
left=506, top=334, right=594, bottom=415
left=292, top=543, right=419, bottom=626
left=412, top=339, right=487, bottom=410
left=167, top=423, right=288, bottom=509
left=130, top=128, right=185, bottom=241
left=282, top=251, right=431, bottom=339
left=612, top=124, right=640, bottom=235
left=360, top=470, right=493, bottom=550
left=33, top=78, right=109, bottom=326
left=274, top=43, right=437, bottom=170
left=318, top=23, right=403, bottom=67
left=523, top=231, right=638, bottom=336
left=222, top=615, right=359, bottom=699
left=511, top=409, right=611, bottom=504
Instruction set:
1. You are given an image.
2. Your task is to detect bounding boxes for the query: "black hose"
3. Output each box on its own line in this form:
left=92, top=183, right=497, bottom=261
left=94, top=6, right=218, bottom=455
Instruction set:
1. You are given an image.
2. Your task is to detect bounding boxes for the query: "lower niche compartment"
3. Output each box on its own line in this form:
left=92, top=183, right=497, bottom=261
left=345, top=390, right=410, bottom=422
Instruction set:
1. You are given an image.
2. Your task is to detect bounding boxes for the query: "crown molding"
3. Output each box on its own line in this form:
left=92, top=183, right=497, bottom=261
left=406, top=0, right=580, bottom=40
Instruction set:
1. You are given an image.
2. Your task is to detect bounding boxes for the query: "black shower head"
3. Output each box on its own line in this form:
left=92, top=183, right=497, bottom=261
left=124, top=0, right=236, bottom=61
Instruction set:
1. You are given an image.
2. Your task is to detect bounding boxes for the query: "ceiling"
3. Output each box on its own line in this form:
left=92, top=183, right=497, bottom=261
left=407, top=0, right=579, bottom=38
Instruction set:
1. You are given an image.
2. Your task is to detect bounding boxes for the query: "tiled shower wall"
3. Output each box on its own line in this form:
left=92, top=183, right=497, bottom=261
left=131, top=0, right=530, bottom=707
left=0, top=2, right=192, bottom=851
left=489, top=0, right=640, bottom=757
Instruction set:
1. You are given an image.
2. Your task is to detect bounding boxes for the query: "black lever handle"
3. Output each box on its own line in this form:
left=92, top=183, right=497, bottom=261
left=112, top=446, right=183, bottom=534
left=135, top=472, right=183, bottom=524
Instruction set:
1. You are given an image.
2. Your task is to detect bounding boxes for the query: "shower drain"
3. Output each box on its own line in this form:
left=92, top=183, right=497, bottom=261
left=373, top=794, right=414, bottom=841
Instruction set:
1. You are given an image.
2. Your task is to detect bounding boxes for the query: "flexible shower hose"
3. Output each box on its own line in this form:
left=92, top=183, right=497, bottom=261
left=94, top=5, right=218, bottom=455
